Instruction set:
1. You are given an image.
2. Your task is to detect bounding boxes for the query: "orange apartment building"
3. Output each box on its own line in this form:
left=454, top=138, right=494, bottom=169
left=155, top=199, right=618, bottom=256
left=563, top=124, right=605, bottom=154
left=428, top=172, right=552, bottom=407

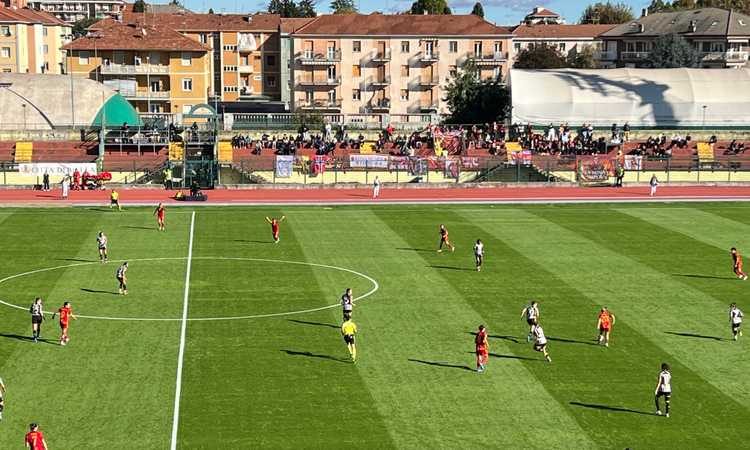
left=286, top=14, right=513, bottom=116
left=0, top=5, right=70, bottom=74
left=63, top=18, right=210, bottom=115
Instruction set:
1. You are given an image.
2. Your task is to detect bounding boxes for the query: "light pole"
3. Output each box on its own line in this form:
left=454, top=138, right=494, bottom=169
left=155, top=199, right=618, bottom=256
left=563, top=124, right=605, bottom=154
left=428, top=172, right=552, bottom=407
left=22, top=103, right=26, bottom=130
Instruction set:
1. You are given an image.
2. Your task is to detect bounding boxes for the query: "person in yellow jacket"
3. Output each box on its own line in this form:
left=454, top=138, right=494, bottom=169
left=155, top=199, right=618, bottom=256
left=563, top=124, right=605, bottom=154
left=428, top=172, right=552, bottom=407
left=110, top=190, right=122, bottom=211
left=341, top=319, right=358, bottom=363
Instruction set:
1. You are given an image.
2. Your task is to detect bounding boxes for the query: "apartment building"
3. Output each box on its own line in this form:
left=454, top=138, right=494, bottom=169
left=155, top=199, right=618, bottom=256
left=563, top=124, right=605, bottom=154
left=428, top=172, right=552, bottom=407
left=521, top=6, right=564, bottom=25
left=286, top=13, right=513, bottom=116
left=63, top=19, right=209, bottom=114
left=24, top=0, right=125, bottom=24
left=119, top=10, right=283, bottom=111
left=0, top=5, right=71, bottom=74
left=511, top=23, right=615, bottom=61
left=600, top=8, right=750, bottom=68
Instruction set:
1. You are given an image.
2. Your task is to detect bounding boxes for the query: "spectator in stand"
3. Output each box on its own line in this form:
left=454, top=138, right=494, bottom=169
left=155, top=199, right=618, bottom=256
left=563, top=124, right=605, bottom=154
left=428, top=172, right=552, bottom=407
left=623, top=122, right=631, bottom=142
left=42, top=172, right=50, bottom=191
left=72, top=169, right=81, bottom=190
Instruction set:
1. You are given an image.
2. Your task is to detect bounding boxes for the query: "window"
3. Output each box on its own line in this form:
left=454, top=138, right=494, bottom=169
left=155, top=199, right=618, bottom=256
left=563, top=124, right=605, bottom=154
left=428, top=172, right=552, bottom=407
left=2, top=68, right=11, bottom=73
left=514, top=42, right=521, bottom=52
left=474, top=42, right=482, bottom=56
left=494, top=41, right=502, bottom=53
left=493, top=67, right=501, bottom=79
left=181, top=52, right=192, bottom=67
left=134, top=55, right=142, bottom=65
left=267, top=76, right=276, bottom=88
left=182, top=78, right=193, bottom=92
left=401, top=41, right=409, bottom=53
left=449, top=65, right=457, bottom=77
left=43, top=27, right=48, bottom=37
left=327, top=89, right=336, bottom=103
left=559, top=43, right=566, bottom=52
left=352, top=89, right=361, bottom=101
left=352, top=64, right=361, bottom=77
left=0, top=47, right=9, bottom=58
left=78, top=51, right=90, bottom=65
left=223, top=44, right=237, bottom=51
left=449, top=41, right=458, bottom=53
left=223, top=86, right=238, bottom=92
left=149, top=104, right=161, bottom=113
left=400, top=65, right=409, bottom=77
left=1, top=26, right=10, bottom=37
left=305, top=90, right=313, bottom=103
left=223, top=66, right=237, bottom=72
left=400, top=89, right=408, bottom=101
left=327, top=65, right=336, bottom=81
left=353, top=41, right=361, bottom=52
left=42, top=44, right=48, bottom=54
left=266, top=55, right=276, bottom=66
left=182, top=104, right=193, bottom=114
left=199, top=33, right=208, bottom=44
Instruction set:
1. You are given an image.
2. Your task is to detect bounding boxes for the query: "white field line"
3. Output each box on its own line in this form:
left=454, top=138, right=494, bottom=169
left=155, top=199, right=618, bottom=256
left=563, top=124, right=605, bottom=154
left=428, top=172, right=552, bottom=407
left=170, top=210, right=195, bottom=450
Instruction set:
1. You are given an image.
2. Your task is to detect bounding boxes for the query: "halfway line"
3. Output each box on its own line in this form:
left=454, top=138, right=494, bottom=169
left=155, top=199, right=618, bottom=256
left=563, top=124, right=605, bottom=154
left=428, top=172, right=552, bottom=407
left=170, top=210, right=195, bottom=450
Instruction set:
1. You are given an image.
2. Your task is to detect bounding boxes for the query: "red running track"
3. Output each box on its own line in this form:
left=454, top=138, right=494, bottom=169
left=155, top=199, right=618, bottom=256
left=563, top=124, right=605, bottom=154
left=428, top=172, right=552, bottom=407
left=3, top=185, right=750, bottom=205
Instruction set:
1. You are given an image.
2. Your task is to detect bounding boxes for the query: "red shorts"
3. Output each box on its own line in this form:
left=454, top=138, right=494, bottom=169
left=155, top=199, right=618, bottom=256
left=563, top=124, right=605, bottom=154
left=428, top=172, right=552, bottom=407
left=599, top=325, right=610, bottom=332
left=157, top=214, right=165, bottom=221
left=60, top=321, right=68, bottom=330
left=735, top=265, right=744, bottom=274
left=476, top=346, right=488, bottom=356
left=273, top=231, right=279, bottom=239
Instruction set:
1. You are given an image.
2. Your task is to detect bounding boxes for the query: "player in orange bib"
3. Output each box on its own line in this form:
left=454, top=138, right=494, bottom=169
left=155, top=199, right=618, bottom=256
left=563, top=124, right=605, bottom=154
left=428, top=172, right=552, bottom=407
left=154, top=203, right=166, bottom=231
left=266, top=216, right=286, bottom=243
left=437, top=224, right=455, bottom=253
left=596, top=307, right=615, bottom=347
left=731, top=247, right=748, bottom=280
left=475, top=324, right=489, bottom=373
left=51, top=301, right=77, bottom=346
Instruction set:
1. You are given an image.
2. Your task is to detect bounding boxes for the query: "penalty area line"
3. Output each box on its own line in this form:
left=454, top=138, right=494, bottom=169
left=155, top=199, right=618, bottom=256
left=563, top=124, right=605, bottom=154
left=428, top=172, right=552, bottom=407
left=170, top=210, right=195, bottom=450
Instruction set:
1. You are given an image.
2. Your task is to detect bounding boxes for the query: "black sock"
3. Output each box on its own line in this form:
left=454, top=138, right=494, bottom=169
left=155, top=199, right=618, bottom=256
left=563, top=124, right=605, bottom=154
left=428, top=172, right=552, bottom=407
left=665, top=397, right=670, bottom=414
left=655, top=396, right=660, bottom=411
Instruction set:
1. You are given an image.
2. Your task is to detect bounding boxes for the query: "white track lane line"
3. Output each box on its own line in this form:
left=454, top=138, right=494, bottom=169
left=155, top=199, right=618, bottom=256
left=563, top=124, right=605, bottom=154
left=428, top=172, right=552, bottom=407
left=170, top=210, right=195, bottom=450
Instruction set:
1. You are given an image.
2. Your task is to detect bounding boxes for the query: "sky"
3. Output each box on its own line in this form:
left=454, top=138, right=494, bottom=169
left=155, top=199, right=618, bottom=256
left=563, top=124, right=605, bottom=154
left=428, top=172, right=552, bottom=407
left=161, top=0, right=654, bottom=25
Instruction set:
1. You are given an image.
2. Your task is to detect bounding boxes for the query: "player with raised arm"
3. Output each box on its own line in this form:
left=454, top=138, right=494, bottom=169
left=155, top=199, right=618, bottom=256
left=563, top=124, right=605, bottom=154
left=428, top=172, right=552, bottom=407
left=437, top=224, right=455, bottom=253
left=341, top=318, right=358, bottom=363
left=25, top=422, right=48, bottom=450
left=731, top=248, right=748, bottom=280
left=730, top=302, right=744, bottom=341
left=521, top=301, right=540, bottom=342
left=97, top=231, right=108, bottom=263
left=596, top=307, right=616, bottom=347
left=51, top=301, right=77, bottom=346
left=154, top=203, right=166, bottom=231
left=265, top=216, right=286, bottom=244
left=474, top=239, right=484, bottom=272
left=29, top=297, right=44, bottom=343
left=475, top=325, right=489, bottom=373
left=532, top=324, right=551, bottom=362
left=341, top=288, right=353, bottom=320
left=0, top=376, right=5, bottom=421
left=655, top=363, right=672, bottom=417
left=116, top=262, right=128, bottom=295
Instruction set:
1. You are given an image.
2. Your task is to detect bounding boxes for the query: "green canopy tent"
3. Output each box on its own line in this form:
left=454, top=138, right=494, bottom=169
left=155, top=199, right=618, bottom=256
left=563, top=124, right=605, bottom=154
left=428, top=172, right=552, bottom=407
left=91, top=94, right=142, bottom=128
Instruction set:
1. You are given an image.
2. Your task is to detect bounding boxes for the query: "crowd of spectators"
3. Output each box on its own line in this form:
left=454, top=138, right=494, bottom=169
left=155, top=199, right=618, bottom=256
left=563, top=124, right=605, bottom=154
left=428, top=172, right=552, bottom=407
left=629, top=133, right=691, bottom=157
left=724, top=139, right=747, bottom=155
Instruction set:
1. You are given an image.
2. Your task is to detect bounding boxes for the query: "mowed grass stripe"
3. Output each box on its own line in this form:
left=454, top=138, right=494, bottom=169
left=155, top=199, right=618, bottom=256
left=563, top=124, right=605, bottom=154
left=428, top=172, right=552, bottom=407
left=292, top=208, right=594, bottom=449
left=177, top=210, right=393, bottom=449
left=0, top=209, right=191, bottom=448
left=475, top=208, right=750, bottom=446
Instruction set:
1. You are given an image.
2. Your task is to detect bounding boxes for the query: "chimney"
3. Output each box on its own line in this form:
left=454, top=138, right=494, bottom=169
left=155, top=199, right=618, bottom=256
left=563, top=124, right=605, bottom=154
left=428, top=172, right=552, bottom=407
left=638, top=23, right=645, bottom=33
left=535, top=7, right=542, bottom=14
left=689, top=20, right=697, bottom=32
left=641, top=8, right=648, bottom=17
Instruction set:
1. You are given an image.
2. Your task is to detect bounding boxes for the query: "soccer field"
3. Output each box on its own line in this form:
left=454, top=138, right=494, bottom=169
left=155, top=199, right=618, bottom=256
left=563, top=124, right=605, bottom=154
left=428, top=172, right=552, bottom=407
left=1, top=203, right=750, bottom=449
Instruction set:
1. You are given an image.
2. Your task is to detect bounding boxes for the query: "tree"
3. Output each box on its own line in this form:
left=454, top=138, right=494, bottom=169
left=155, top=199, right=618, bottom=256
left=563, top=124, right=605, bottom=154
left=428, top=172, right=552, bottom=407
left=580, top=2, right=634, bottom=24
left=471, top=2, right=484, bottom=18
left=408, top=0, right=451, bottom=15
left=443, top=61, right=509, bottom=124
left=132, top=0, right=146, bottom=13
left=330, top=0, right=357, bottom=14
left=567, top=44, right=599, bottom=69
left=296, top=0, right=317, bottom=17
left=267, top=0, right=315, bottom=17
left=649, top=33, right=701, bottom=67
left=208, top=7, right=215, bottom=13
left=513, top=44, right=568, bottom=69
left=169, top=0, right=184, bottom=6
left=71, top=17, right=98, bottom=38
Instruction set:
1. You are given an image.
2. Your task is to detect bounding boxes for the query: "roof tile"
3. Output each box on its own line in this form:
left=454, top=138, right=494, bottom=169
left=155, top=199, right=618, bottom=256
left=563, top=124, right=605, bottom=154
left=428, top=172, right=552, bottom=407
left=292, top=13, right=513, bottom=36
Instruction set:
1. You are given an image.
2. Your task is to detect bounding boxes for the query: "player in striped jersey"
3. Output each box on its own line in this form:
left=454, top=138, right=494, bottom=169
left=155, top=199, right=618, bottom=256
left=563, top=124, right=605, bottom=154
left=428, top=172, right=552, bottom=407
left=730, top=303, right=744, bottom=341
left=116, top=262, right=128, bottom=295
left=474, top=239, right=484, bottom=272
left=655, top=363, right=672, bottom=417
left=521, top=301, right=540, bottom=342
left=532, top=324, right=551, bottom=362
left=29, top=297, right=44, bottom=343
left=97, top=232, right=108, bottom=263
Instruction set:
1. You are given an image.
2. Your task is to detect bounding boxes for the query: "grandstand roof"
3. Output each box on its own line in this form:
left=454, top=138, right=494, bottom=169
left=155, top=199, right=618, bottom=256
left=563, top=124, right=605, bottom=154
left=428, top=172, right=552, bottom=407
left=0, top=73, right=141, bottom=130
left=510, top=68, right=750, bottom=128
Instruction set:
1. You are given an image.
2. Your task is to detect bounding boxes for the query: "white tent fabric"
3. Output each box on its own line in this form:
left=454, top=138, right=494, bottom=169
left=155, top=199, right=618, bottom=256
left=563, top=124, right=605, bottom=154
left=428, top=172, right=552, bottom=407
left=510, top=68, right=750, bottom=127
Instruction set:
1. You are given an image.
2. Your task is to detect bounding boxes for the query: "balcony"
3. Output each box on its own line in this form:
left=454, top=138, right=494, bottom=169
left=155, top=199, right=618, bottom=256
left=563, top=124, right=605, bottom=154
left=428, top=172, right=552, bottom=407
left=100, top=64, right=169, bottom=75
left=296, top=77, right=342, bottom=87
left=362, top=75, right=391, bottom=88
left=238, top=65, right=253, bottom=73
left=621, top=51, right=650, bottom=61
left=296, top=49, right=342, bottom=65
left=595, top=51, right=617, bottom=60
left=418, top=74, right=440, bottom=86
left=420, top=100, right=439, bottom=112
left=122, top=90, right=171, bottom=100
left=370, top=98, right=390, bottom=112
left=469, top=52, right=508, bottom=65
left=297, top=99, right=342, bottom=110
left=418, top=51, right=440, bottom=63
left=701, top=51, right=749, bottom=63
left=371, top=48, right=391, bottom=63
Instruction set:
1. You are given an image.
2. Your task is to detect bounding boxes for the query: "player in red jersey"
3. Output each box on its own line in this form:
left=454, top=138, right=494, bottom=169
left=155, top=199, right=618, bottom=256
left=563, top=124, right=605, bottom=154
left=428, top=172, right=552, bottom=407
left=437, top=224, right=455, bottom=253
left=596, top=307, right=616, bottom=347
left=25, top=423, right=48, bottom=450
left=51, top=301, right=77, bottom=346
left=475, top=324, right=489, bottom=373
left=154, top=203, right=166, bottom=231
left=731, top=247, right=748, bottom=280
left=265, top=216, right=286, bottom=243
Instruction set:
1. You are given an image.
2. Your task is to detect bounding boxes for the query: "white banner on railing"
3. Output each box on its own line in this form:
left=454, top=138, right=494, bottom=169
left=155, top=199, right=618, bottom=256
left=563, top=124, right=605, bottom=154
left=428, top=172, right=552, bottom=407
left=275, top=155, right=294, bottom=178
left=349, top=154, right=389, bottom=169
left=18, top=162, right=97, bottom=177
left=623, top=155, right=643, bottom=170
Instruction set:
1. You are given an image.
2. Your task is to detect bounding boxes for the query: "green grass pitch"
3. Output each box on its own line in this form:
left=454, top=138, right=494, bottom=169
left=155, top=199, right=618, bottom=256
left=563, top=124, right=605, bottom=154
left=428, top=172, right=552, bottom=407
left=0, top=203, right=749, bottom=449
